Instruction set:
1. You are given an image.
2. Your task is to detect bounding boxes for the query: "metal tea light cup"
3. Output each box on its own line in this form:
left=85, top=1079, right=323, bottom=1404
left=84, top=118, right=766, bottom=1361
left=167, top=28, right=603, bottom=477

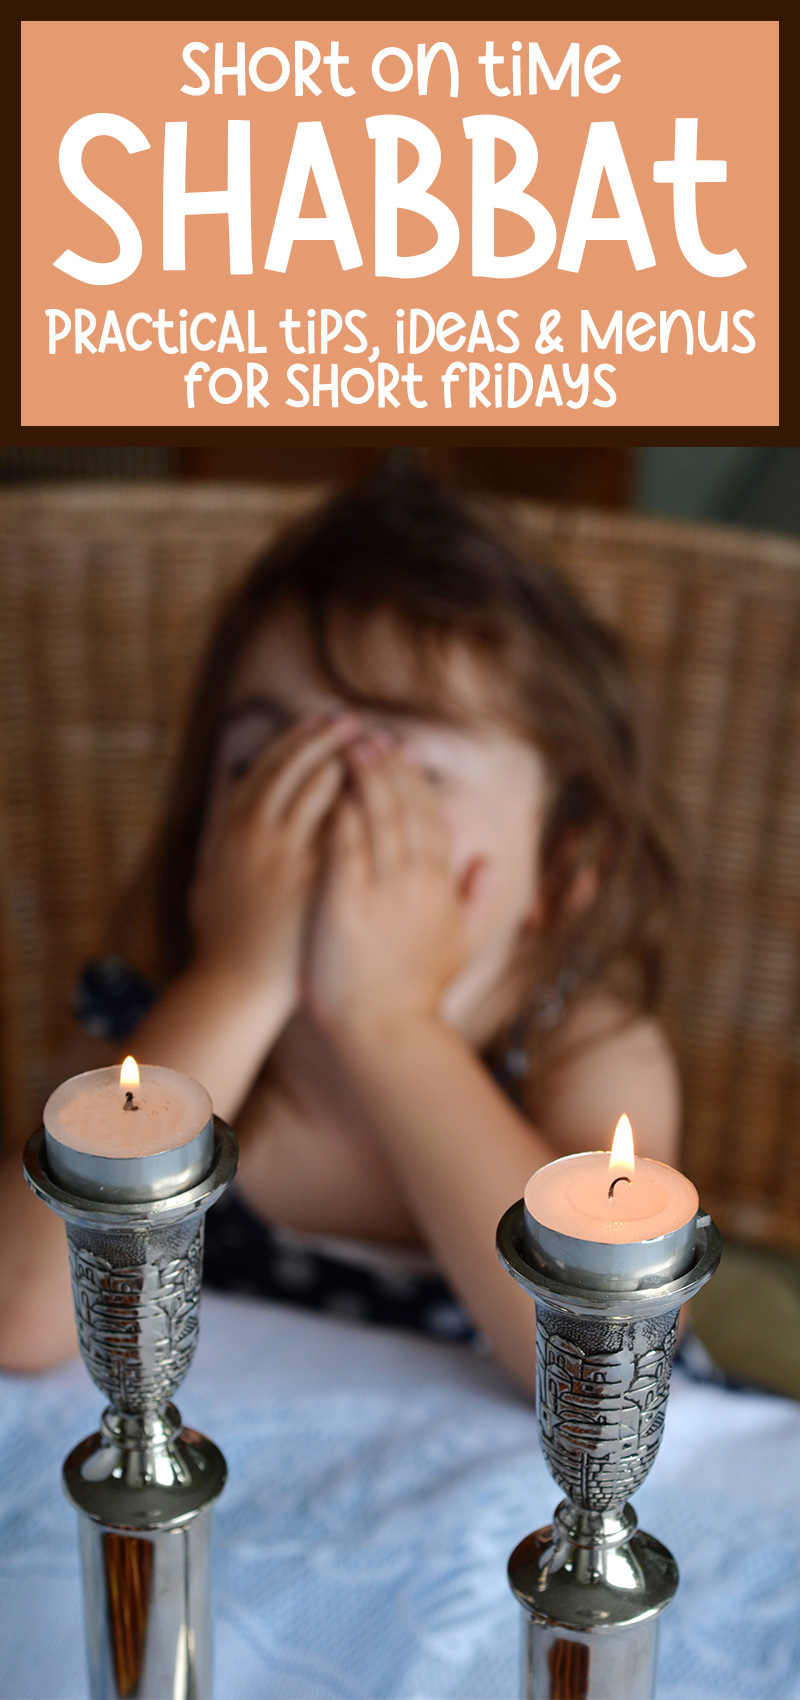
left=24, top=1114, right=238, bottom=1700
left=497, top=1195, right=721, bottom=1700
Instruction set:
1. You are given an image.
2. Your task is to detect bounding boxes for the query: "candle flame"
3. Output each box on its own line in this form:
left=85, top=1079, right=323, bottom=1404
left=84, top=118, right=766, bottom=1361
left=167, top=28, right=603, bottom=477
left=609, top=1113, right=635, bottom=1178
left=120, top=1056, right=140, bottom=1089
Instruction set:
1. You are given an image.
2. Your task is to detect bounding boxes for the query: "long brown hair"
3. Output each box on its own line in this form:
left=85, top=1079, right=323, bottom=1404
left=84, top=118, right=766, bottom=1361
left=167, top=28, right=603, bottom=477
left=118, top=464, right=677, bottom=1060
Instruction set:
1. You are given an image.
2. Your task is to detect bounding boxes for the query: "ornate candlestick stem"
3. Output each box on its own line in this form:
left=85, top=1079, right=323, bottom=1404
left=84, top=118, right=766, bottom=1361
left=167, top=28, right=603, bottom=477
left=497, top=1199, right=721, bottom=1700
left=23, top=1113, right=237, bottom=1700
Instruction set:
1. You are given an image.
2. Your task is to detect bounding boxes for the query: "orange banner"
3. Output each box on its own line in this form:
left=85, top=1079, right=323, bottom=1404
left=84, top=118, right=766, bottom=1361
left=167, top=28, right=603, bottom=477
left=21, top=20, right=778, bottom=426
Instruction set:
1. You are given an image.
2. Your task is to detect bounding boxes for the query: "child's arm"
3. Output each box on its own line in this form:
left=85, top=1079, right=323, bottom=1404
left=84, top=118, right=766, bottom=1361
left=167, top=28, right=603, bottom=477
left=308, top=747, right=681, bottom=1399
left=0, top=1144, right=82, bottom=1372
left=0, top=715, right=356, bottom=1373
left=317, top=1015, right=553, bottom=1397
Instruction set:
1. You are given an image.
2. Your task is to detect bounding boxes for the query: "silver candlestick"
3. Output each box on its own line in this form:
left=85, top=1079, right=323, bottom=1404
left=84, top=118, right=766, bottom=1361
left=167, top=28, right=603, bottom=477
left=496, top=1187, right=721, bottom=1700
left=23, top=1107, right=238, bottom=1700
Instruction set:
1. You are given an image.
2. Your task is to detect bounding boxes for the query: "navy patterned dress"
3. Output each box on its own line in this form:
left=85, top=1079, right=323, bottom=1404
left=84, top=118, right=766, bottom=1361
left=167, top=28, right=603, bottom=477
left=72, top=957, right=478, bottom=1342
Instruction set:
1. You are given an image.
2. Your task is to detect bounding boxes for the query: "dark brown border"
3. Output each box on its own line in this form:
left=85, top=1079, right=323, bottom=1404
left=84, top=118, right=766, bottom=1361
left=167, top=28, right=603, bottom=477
left=8, top=7, right=796, bottom=445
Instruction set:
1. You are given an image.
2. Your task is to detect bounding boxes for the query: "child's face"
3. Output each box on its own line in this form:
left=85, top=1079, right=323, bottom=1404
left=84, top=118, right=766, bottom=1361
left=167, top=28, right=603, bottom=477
left=213, top=605, right=551, bottom=1035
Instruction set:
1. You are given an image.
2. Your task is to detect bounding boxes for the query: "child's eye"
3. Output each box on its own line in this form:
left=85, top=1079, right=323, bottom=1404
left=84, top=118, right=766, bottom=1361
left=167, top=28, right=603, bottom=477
left=423, top=766, right=445, bottom=786
left=218, top=709, right=288, bottom=781
left=224, top=742, right=273, bottom=781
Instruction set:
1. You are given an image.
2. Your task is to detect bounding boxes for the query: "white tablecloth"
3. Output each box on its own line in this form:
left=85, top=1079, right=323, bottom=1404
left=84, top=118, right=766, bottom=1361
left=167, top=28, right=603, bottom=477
left=1, top=1290, right=799, bottom=1700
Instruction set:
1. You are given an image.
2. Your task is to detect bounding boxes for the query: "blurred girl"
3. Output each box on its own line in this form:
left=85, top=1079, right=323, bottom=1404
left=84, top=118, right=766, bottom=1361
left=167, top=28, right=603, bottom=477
left=0, top=468, right=680, bottom=1392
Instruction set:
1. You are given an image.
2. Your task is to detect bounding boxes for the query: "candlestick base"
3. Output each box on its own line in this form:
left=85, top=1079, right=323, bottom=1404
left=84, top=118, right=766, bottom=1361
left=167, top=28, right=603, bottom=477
left=64, top=1403, right=226, bottom=1700
left=496, top=1199, right=721, bottom=1700
left=509, top=1500, right=677, bottom=1700
left=23, top=1116, right=238, bottom=1700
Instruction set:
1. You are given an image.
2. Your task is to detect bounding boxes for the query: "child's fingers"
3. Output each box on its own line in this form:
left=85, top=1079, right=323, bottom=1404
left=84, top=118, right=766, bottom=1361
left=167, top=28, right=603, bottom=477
left=331, top=795, right=370, bottom=881
left=283, top=753, right=347, bottom=848
left=217, top=714, right=325, bottom=833
left=352, top=748, right=409, bottom=877
left=254, top=715, right=360, bottom=823
left=386, top=758, right=450, bottom=867
left=229, top=712, right=323, bottom=805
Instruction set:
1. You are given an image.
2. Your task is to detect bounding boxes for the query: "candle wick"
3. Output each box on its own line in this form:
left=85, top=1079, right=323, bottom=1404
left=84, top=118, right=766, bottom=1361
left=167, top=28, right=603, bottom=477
left=123, top=1091, right=139, bottom=1113
left=608, top=1174, right=632, bottom=1200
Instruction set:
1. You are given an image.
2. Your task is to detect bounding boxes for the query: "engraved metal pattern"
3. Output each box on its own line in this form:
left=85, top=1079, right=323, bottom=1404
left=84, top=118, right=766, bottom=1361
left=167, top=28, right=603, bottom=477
left=65, top=1217, right=205, bottom=1414
left=23, top=1120, right=238, bottom=1700
left=496, top=1202, right=721, bottom=1696
left=535, top=1302, right=680, bottom=1513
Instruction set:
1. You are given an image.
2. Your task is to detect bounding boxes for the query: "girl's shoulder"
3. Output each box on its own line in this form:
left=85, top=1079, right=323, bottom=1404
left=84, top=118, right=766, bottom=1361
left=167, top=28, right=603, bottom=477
left=527, top=991, right=681, bottom=1164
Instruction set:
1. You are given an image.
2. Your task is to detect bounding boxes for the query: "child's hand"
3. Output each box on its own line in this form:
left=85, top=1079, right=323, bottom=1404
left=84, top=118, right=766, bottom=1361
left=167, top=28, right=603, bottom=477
left=189, top=714, right=357, bottom=1018
left=307, top=744, right=490, bottom=1038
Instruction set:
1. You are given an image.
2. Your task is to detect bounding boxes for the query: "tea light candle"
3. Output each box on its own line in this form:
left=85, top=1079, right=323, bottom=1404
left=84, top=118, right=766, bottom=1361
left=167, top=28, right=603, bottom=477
left=523, top=1116, right=699, bottom=1292
left=43, top=1058, right=214, bottom=1203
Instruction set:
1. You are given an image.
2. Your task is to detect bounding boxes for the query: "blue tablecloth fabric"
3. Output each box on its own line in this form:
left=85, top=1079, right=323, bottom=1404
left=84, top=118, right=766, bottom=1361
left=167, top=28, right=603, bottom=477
left=1, top=1291, right=799, bottom=1700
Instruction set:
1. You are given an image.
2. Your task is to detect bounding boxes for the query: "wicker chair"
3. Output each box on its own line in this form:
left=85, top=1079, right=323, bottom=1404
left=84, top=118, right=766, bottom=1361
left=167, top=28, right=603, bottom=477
left=1, top=483, right=798, bottom=1251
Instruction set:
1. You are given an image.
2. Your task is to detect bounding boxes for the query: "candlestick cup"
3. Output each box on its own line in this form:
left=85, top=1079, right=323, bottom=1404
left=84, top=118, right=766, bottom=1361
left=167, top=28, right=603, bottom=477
left=497, top=1194, right=721, bottom=1700
left=24, top=1105, right=238, bottom=1700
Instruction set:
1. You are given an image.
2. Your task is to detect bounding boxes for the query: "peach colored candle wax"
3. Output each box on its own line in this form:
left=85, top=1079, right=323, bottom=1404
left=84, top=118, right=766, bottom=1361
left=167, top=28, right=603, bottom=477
left=525, top=1119, right=698, bottom=1247
left=44, top=1061, right=212, bottom=1159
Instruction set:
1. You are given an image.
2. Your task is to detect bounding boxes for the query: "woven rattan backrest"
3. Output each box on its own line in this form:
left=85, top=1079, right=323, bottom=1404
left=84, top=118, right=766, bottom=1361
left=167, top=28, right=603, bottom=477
left=1, top=483, right=798, bottom=1248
